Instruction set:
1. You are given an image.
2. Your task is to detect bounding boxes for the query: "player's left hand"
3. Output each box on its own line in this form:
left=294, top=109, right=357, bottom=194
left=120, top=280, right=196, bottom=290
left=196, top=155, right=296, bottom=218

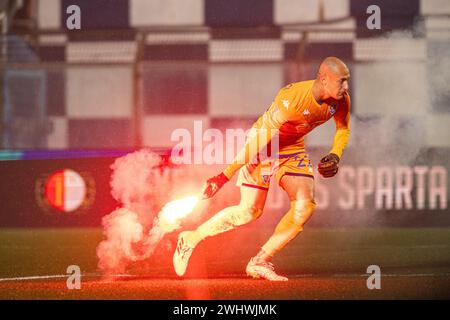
left=318, top=153, right=340, bottom=178
left=201, top=172, right=230, bottom=199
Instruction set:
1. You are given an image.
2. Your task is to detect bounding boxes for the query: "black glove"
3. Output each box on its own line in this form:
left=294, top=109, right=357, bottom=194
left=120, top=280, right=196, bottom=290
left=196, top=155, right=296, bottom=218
left=318, top=153, right=340, bottom=178
left=201, top=173, right=230, bottom=199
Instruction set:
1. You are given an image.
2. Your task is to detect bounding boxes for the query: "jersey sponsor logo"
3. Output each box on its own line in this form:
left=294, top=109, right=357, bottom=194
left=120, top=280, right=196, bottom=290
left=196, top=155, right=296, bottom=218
left=303, top=109, right=310, bottom=116
left=329, top=103, right=337, bottom=115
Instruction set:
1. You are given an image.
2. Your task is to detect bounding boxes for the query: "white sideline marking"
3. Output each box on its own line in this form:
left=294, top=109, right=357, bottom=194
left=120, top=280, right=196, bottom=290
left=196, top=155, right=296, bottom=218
left=0, top=274, right=133, bottom=282
left=0, top=275, right=68, bottom=282
left=330, top=273, right=449, bottom=278
left=1, top=273, right=449, bottom=282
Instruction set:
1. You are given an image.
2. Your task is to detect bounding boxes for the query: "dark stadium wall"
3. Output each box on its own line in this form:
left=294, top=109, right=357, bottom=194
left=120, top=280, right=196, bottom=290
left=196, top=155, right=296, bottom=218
left=205, top=0, right=274, bottom=27
left=351, top=0, right=421, bottom=37
left=0, top=147, right=448, bottom=228
left=0, top=157, right=117, bottom=227
left=61, top=0, right=129, bottom=29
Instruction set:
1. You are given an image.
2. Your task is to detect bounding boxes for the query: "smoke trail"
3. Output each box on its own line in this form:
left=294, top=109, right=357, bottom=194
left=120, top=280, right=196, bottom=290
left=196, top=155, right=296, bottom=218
left=96, top=208, right=144, bottom=274
left=109, top=149, right=166, bottom=220
left=97, top=150, right=171, bottom=275
left=96, top=149, right=205, bottom=275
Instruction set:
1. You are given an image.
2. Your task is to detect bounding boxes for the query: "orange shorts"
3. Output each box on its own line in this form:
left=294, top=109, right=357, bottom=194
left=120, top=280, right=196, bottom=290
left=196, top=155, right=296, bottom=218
left=236, top=151, right=314, bottom=191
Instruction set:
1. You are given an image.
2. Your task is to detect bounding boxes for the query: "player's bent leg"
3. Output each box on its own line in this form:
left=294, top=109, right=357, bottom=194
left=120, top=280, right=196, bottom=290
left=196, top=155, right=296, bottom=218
left=190, top=185, right=267, bottom=245
left=261, top=198, right=316, bottom=257
left=173, top=230, right=196, bottom=276
left=173, top=185, right=267, bottom=277
left=246, top=175, right=315, bottom=281
left=245, top=258, right=289, bottom=281
left=262, top=175, right=315, bottom=257
left=246, top=199, right=315, bottom=281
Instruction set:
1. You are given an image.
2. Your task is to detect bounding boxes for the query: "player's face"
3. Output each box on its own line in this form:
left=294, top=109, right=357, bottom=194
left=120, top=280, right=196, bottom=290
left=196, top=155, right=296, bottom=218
left=326, top=70, right=350, bottom=100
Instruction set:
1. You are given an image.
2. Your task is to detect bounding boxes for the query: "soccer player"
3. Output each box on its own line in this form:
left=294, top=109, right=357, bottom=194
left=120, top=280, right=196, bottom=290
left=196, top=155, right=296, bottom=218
left=173, top=57, right=351, bottom=281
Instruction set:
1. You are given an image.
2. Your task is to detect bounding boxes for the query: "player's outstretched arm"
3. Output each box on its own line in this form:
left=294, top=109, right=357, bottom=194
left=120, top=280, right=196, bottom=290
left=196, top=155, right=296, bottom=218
left=201, top=87, right=293, bottom=198
left=201, top=129, right=276, bottom=199
left=220, top=90, right=293, bottom=182
left=319, top=94, right=350, bottom=178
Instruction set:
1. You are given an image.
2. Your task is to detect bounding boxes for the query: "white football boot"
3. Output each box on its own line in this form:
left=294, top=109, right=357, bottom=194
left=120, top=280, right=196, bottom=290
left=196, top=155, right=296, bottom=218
left=246, top=257, right=288, bottom=281
left=173, top=231, right=195, bottom=276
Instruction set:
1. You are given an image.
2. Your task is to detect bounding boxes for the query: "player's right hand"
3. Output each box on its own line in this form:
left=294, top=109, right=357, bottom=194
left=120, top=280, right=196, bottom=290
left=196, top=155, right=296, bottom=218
left=318, top=153, right=340, bottom=178
left=201, top=173, right=229, bottom=199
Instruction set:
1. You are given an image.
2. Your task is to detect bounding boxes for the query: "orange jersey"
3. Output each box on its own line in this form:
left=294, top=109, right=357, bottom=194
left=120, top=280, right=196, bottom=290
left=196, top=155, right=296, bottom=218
left=253, top=80, right=350, bottom=155
left=223, top=80, right=350, bottom=179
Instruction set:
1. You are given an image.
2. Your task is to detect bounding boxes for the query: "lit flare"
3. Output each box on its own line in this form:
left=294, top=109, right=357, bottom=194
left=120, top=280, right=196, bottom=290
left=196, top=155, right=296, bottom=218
left=158, top=196, right=199, bottom=231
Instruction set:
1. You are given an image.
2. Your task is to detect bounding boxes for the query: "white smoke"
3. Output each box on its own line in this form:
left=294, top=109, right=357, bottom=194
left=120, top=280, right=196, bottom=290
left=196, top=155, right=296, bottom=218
left=96, top=208, right=144, bottom=274
left=96, top=149, right=202, bottom=275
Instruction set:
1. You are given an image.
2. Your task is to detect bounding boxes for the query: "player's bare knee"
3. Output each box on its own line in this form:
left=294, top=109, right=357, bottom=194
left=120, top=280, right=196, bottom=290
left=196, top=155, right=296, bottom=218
left=291, top=198, right=316, bottom=225
left=235, top=203, right=263, bottom=224
left=292, top=198, right=316, bottom=212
